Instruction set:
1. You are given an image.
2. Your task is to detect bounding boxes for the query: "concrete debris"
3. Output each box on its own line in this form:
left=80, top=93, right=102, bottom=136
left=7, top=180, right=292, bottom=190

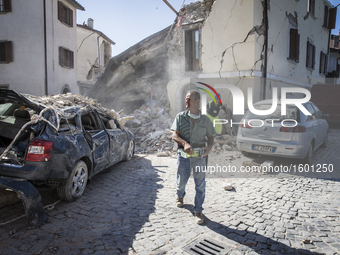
left=223, top=183, right=233, bottom=191
left=23, top=92, right=126, bottom=126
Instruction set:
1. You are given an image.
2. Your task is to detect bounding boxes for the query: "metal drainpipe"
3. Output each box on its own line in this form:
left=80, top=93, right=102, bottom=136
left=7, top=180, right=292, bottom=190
left=262, top=0, right=268, bottom=100
left=43, top=0, right=48, bottom=95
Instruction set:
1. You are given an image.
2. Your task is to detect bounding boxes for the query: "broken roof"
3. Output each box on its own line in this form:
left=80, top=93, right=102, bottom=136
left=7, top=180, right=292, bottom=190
left=77, top=24, right=116, bottom=45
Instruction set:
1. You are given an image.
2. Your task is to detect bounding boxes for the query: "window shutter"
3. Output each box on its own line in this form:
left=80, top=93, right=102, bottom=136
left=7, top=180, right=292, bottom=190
left=328, top=8, right=337, bottom=29
left=289, top=29, right=298, bottom=60
left=324, top=5, right=329, bottom=27
left=59, top=47, right=63, bottom=66
left=58, top=1, right=63, bottom=22
left=5, top=41, right=12, bottom=62
left=4, top=0, right=11, bottom=12
left=325, top=54, right=328, bottom=74
left=70, top=51, right=74, bottom=68
left=297, top=34, right=300, bottom=62
left=319, top=52, right=323, bottom=73
left=70, top=9, right=73, bottom=27
left=306, top=41, right=310, bottom=67
left=312, top=45, right=316, bottom=69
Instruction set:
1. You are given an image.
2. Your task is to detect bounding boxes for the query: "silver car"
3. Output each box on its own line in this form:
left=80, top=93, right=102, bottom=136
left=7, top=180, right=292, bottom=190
left=236, top=100, right=329, bottom=164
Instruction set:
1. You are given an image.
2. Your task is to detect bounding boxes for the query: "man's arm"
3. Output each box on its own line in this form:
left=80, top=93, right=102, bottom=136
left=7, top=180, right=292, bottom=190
left=172, top=131, right=192, bottom=155
left=203, top=135, right=214, bottom=157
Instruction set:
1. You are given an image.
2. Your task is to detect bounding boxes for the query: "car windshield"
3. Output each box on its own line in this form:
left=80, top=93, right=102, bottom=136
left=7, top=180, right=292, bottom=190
left=0, top=103, right=13, bottom=117
left=244, top=104, right=299, bottom=122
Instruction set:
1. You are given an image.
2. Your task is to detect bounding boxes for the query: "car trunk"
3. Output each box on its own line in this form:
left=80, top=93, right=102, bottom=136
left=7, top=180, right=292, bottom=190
left=0, top=89, right=44, bottom=162
left=239, top=104, right=300, bottom=142
left=240, top=120, right=294, bottom=142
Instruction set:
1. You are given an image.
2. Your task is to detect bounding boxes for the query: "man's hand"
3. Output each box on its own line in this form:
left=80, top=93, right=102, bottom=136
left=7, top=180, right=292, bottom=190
left=184, top=142, right=192, bottom=155
left=172, top=131, right=192, bottom=155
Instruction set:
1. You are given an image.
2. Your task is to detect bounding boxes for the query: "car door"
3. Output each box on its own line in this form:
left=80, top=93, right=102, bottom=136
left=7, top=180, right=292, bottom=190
left=98, top=113, right=128, bottom=165
left=81, top=111, right=110, bottom=173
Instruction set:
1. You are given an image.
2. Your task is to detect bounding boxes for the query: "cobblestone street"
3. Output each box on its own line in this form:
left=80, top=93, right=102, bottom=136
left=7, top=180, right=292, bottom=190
left=0, top=129, right=339, bottom=255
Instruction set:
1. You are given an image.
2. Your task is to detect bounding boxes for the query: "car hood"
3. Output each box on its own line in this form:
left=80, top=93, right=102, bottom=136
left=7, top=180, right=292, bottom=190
left=0, top=89, right=44, bottom=112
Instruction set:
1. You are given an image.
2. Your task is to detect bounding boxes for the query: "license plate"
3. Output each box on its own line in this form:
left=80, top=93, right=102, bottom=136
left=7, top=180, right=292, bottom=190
left=252, top=145, right=275, bottom=152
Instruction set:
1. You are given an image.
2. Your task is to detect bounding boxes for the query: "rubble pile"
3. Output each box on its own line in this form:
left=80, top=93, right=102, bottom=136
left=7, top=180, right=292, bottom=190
left=24, top=93, right=126, bottom=126
left=124, top=103, right=175, bottom=155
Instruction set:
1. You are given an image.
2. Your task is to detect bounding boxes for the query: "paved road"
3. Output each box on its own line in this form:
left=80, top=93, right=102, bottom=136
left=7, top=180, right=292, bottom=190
left=0, top=129, right=339, bottom=255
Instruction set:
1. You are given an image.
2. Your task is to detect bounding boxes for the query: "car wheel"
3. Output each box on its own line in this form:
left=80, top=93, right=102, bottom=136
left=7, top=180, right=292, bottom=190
left=303, top=143, right=313, bottom=165
left=125, top=140, right=134, bottom=161
left=57, top=160, right=88, bottom=202
left=321, top=132, right=328, bottom=148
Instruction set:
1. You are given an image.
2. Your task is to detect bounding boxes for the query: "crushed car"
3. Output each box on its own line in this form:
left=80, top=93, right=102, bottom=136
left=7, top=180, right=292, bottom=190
left=0, top=89, right=134, bottom=204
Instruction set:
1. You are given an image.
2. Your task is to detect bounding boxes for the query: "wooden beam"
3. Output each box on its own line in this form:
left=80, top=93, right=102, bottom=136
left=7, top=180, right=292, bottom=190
left=162, top=0, right=179, bottom=16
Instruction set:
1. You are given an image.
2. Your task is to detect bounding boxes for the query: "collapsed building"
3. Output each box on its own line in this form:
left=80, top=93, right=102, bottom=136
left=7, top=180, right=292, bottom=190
left=86, top=0, right=335, bottom=153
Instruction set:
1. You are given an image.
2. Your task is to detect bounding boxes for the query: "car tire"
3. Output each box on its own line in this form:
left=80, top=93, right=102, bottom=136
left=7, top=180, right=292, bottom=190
left=125, top=140, right=134, bottom=161
left=303, top=143, right=313, bottom=165
left=57, top=160, right=88, bottom=202
left=321, top=132, right=328, bottom=148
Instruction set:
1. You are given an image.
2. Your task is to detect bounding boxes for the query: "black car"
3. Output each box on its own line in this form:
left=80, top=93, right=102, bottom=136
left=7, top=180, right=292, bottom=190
left=0, top=89, right=134, bottom=201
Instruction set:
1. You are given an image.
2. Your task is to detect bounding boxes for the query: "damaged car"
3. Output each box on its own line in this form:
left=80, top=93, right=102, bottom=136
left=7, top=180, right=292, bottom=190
left=0, top=89, right=134, bottom=201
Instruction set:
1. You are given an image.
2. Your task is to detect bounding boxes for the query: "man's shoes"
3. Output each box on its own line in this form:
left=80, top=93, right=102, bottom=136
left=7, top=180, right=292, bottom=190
left=176, top=197, right=184, bottom=207
left=194, top=212, right=204, bottom=224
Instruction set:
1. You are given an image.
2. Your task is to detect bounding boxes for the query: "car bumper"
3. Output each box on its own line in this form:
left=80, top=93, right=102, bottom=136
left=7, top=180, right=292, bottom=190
left=0, top=161, right=51, bottom=180
left=237, top=136, right=309, bottom=159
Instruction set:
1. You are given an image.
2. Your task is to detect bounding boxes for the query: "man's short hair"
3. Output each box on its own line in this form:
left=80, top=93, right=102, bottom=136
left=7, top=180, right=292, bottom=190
left=187, top=90, right=200, bottom=101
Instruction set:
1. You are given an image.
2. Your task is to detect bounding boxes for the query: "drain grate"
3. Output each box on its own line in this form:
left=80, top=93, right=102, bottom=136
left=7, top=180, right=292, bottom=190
left=183, top=237, right=227, bottom=255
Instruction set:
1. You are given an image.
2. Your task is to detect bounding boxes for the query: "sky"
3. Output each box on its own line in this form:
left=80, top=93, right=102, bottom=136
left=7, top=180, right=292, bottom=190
left=76, top=0, right=340, bottom=57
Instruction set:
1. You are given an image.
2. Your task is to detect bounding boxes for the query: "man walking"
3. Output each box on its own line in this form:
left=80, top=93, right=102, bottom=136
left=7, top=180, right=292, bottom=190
left=171, top=90, right=215, bottom=224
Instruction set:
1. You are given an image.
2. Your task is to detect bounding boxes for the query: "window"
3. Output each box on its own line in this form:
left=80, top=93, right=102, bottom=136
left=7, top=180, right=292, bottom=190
left=288, top=29, right=300, bottom=62
left=59, top=47, right=74, bottom=68
left=319, top=51, right=328, bottom=75
left=308, top=0, right=315, bottom=17
left=0, top=0, right=11, bottom=13
left=0, top=41, right=13, bottom=63
left=306, top=41, right=315, bottom=69
left=185, top=29, right=200, bottom=71
left=58, top=1, right=73, bottom=27
left=323, top=5, right=329, bottom=27
left=305, top=103, right=316, bottom=121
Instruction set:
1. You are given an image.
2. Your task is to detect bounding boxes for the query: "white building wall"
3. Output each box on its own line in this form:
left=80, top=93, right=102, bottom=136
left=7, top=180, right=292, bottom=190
left=0, top=0, right=45, bottom=95
left=46, top=0, right=78, bottom=95
left=267, top=0, right=331, bottom=85
left=0, top=0, right=79, bottom=96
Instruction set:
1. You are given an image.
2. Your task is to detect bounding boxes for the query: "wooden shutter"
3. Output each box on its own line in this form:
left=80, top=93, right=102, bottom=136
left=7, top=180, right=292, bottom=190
left=325, top=54, right=328, bottom=74
left=289, top=29, right=299, bottom=61
left=70, top=51, right=74, bottom=68
left=328, top=8, right=337, bottom=29
left=4, top=0, right=11, bottom=12
left=312, top=45, right=316, bottom=69
left=324, top=6, right=329, bottom=27
left=5, top=41, right=12, bottom=62
left=69, top=9, right=73, bottom=27
left=59, top=47, right=63, bottom=66
left=58, top=1, right=63, bottom=22
left=306, top=41, right=310, bottom=67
